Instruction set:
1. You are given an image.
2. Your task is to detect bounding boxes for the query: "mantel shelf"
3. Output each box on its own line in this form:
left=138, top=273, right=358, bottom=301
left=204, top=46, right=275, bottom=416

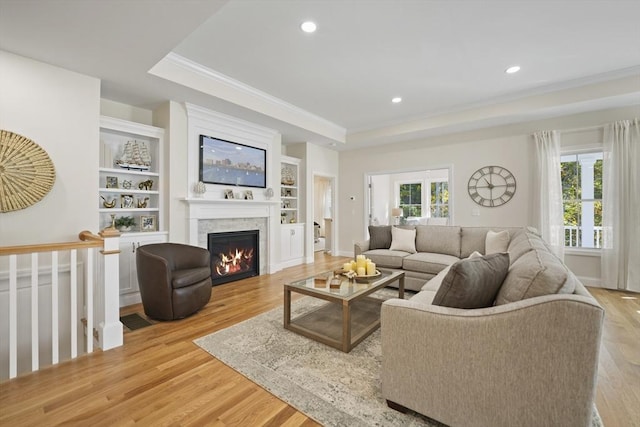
left=182, top=198, right=280, bottom=206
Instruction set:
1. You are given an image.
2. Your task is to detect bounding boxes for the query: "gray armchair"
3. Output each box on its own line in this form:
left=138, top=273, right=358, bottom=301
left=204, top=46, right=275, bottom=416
left=136, top=243, right=212, bottom=320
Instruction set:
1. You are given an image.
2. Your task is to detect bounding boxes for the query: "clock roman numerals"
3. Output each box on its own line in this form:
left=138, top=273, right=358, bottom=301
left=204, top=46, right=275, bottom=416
left=468, top=165, right=516, bottom=208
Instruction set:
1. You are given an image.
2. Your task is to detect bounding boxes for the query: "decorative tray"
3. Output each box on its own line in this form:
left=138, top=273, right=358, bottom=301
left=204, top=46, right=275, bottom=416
left=342, top=270, right=381, bottom=283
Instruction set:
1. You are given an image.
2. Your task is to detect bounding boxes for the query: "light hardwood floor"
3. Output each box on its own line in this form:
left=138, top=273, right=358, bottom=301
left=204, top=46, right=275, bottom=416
left=1, top=253, right=638, bottom=426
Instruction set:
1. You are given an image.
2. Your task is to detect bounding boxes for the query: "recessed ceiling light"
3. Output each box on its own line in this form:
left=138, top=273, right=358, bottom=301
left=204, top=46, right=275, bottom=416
left=392, top=97, right=402, bottom=103
left=505, top=65, right=521, bottom=74
left=300, top=21, right=317, bottom=33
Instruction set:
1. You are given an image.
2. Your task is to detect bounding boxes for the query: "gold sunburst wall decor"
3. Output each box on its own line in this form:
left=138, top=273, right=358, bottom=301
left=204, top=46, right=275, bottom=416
left=0, top=129, right=56, bottom=213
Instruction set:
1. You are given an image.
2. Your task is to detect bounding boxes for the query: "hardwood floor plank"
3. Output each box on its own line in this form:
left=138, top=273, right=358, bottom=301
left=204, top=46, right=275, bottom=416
left=1, top=253, right=637, bottom=426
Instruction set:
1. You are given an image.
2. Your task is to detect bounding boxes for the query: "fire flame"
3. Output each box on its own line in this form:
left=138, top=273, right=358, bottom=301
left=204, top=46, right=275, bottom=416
left=215, top=247, right=254, bottom=276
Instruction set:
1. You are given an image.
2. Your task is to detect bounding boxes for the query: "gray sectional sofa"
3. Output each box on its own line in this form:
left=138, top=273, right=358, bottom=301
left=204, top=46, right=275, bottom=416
left=355, top=225, right=605, bottom=427
left=355, top=225, right=529, bottom=291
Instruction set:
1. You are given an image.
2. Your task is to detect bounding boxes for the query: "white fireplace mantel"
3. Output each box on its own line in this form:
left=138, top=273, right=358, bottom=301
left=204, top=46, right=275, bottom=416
left=183, top=198, right=279, bottom=219
left=182, top=198, right=281, bottom=273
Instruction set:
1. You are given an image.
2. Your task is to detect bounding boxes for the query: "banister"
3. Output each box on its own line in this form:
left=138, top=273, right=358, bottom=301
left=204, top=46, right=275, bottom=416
left=1, top=228, right=123, bottom=380
left=0, top=234, right=105, bottom=256
left=79, top=230, right=104, bottom=242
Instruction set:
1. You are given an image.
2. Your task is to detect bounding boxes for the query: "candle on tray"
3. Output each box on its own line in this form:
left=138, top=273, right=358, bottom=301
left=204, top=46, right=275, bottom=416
left=366, top=261, right=376, bottom=275
left=343, top=262, right=352, bottom=271
left=356, top=255, right=367, bottom=271
left=357, top=267, right=366, bottom=276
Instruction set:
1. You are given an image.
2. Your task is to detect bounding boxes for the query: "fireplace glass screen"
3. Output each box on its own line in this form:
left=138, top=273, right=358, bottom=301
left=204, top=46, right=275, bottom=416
left=207, top=230, right=259, bottom=286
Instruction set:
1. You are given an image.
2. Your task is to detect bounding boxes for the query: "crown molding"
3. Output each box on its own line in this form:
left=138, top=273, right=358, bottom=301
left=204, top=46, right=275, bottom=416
left=184, top=102, right=278, bottom=141
left=149, top=53, right=346, bottom=143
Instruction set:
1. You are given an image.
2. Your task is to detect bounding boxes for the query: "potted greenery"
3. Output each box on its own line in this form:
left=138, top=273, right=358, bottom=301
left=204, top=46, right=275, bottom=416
left=115, top=216, right=136, bottom=232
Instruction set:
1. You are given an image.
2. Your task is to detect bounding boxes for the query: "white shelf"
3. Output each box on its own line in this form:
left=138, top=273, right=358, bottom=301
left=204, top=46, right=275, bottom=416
left=99, top=167, right=160, bottom=177
left=99, top=208, right=160, bottom=213
left=99, top=188, right=159, bottom=195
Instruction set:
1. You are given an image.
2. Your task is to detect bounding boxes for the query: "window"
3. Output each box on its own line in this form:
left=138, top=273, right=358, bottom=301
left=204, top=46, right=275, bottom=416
left=561, top=152, right=603, bottom=248
left=430, top=181, right=449, bottom=218
left=399, top=182, right=422, bottom=218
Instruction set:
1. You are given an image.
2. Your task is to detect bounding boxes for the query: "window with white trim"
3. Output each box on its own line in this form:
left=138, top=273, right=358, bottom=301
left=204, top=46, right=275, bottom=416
left=430, top=181, right=449, bottom=218
left=560, top=151, right=603, bottom=248
left=398, top=182, right=422, bottom=218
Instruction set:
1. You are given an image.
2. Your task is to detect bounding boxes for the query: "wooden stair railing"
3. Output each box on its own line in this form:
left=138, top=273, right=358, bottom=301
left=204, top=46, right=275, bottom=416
left=0, top=229, right=121, bottom=380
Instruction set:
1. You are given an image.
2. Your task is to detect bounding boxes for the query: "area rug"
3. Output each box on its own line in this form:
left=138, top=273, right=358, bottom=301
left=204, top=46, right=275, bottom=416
left=194, top=294, right=603, bottom=427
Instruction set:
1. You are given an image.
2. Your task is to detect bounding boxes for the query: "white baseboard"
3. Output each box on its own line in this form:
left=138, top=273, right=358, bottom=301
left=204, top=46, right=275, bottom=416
left=119, top=292, right=141, bottom=308
left=577, top=275, right=610, bottom=288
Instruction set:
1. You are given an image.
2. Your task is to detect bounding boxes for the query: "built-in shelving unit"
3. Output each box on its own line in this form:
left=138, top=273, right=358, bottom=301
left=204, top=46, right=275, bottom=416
left=99, top=116, right=168, bottom=306
left=280, top=155, right=304, bottom=267
left=280, top=156, right=300, bottom=224
left=99, top=116, right=165, bottom=233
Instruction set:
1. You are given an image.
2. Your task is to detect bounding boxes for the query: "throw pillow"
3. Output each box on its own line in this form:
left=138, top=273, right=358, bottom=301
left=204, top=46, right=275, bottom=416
left=389, top=226, right=417, bottom=253
left=432, top=253, right=510, bottom=309
left=485, top=230, right=510, bottom=254
left=421, top=251, right=483, bottom=292
left=368, top=225, right=392, bottom=249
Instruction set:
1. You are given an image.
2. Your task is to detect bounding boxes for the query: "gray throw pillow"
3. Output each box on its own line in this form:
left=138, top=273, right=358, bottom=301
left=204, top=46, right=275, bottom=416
left=368, top=225, right=392, bottom=249
left=432, top=253, right=510, bottom=309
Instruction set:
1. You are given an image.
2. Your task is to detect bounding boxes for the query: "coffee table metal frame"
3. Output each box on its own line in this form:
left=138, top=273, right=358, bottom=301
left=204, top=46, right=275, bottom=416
left=284, top=270, right=405, bottom=353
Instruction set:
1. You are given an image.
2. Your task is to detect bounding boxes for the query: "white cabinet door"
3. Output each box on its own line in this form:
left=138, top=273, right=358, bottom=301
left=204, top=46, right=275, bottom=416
left=290, top=224, right=304, bottom=256
left=119, top=232, right=168, bottom=307
left=280, top=224, right=304, bottom=268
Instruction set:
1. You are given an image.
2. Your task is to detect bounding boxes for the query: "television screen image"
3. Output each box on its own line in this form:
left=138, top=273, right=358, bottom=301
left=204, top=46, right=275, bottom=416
left=199, top=135, right=266, bottom=188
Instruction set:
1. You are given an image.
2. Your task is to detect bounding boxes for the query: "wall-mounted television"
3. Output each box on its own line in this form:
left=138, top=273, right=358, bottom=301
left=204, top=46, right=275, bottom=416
left=199, top=135, right=266, bottom=188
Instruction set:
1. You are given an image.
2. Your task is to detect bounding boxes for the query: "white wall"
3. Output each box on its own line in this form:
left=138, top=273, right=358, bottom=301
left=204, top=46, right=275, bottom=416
left=0, top=51, right=100, bottom=245
left=340, top=133, right=533, bottom=253
left=287, top=142, right=339, bottom=261
left=370, top=174, right=391, bottom=225
left=153, top=101, right=189, bottom=243
left=338, top=106, right=640, bottom=285
left=101, top=99, right=153, bottom=126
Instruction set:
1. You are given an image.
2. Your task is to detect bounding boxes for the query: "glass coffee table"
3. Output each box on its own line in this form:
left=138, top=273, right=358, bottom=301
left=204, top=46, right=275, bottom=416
left=284, top=269, right=405, bottom=352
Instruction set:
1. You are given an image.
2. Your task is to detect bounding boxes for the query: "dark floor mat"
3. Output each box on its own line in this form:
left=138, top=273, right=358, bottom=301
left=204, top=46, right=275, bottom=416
left=120, top=313, right=153, bottom=331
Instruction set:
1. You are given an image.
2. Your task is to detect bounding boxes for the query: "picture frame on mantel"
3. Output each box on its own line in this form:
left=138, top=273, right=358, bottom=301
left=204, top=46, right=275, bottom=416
left=199, top=134, right=266, bottom=188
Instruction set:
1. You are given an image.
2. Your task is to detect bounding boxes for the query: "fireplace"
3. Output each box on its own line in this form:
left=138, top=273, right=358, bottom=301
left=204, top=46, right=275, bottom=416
left=207, top=230, right=259, bottom=286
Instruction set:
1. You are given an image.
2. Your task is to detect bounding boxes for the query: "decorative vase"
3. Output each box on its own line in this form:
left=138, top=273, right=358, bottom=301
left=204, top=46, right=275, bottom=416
left=194, top=181, right=206, bottom=198
left=265, top=187, right=274, bottom=199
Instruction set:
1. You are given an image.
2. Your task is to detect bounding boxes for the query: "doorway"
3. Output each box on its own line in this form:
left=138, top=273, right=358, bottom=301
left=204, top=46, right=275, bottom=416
left=365, top=167, right=452, bottom=231
left=313, top=174, right=335, bottom=254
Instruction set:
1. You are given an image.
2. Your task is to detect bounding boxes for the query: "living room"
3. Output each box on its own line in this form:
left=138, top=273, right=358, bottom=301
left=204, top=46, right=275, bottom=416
left=1, top=1, right=639, bottom=426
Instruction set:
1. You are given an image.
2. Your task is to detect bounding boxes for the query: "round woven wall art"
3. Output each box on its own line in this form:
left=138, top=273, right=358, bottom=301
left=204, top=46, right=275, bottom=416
left=0, top=129, right=56, bottom=213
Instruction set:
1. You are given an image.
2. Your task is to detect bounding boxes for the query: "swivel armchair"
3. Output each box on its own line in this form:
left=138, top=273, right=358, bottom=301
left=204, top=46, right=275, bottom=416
left=136, top=243, right=212, bottom=320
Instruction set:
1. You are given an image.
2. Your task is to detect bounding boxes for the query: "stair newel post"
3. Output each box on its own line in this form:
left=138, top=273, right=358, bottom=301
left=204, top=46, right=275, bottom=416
left=98, top=228, right=123, bottom=350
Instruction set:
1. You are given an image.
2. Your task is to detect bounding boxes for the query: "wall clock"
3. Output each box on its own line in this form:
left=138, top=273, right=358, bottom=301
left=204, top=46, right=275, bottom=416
left=0, top=129, right=56, bottom=213
left=467, top=165, right=516, bottom=207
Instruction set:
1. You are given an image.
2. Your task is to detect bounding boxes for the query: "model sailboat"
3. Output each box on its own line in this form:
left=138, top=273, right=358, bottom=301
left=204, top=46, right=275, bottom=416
left=116, top=140, right=151, bottom=171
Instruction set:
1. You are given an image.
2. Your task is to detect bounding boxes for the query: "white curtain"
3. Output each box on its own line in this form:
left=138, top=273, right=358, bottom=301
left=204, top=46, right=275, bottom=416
left=602, top=119, right=640, bottom=292
left=533, top=130, right=565, bottom=259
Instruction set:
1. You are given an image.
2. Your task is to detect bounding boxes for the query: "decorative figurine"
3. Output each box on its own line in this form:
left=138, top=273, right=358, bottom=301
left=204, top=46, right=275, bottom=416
left=137, top=197, right=149, bottom=208
left=138, top=179, right=153, bottom=191
left=101, top=196, right=116, bottom=208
